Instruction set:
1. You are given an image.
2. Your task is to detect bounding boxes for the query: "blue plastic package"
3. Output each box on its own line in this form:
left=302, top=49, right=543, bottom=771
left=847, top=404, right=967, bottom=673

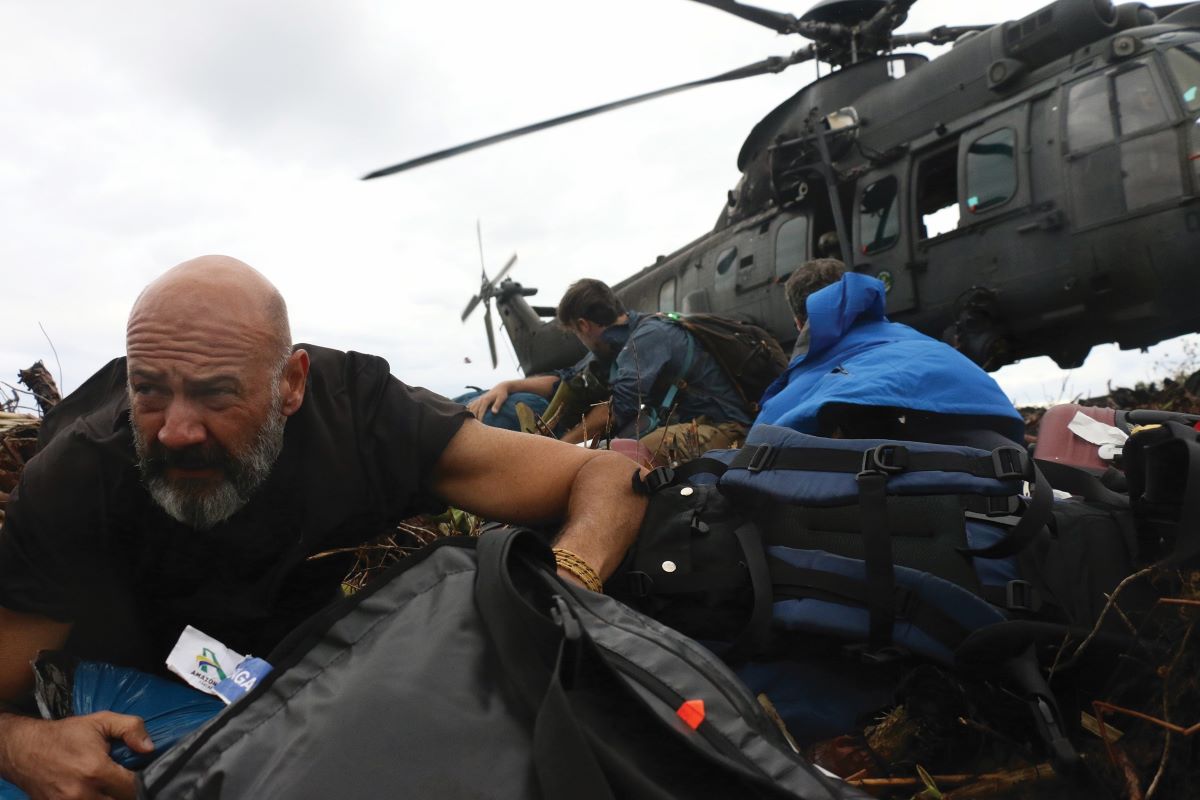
left=69, top=660, right=225, bottom=767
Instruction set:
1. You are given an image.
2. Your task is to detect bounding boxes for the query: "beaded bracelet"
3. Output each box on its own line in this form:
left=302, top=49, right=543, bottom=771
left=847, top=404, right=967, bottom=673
left=552, top=548, right=603, bottom=593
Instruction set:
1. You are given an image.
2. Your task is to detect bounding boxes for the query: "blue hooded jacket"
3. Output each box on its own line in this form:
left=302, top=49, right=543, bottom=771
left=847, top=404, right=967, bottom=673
left=755, top=273, right=1023, bottom=442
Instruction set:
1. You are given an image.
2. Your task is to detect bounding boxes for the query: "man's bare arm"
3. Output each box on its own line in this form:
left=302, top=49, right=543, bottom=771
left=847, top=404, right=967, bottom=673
left=431, top=419, right=646, bottom=580
left=466, top=375, right=559, bottom=420
left=0, top=609, right=153, bottom=800
left=0, top=608, right=69, bottom=703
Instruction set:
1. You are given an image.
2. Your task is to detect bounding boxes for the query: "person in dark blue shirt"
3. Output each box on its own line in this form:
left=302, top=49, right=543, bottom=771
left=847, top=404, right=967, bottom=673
left=554, top=279, right=752, bottom=463
left=756, top=259, right=1024, bottom=446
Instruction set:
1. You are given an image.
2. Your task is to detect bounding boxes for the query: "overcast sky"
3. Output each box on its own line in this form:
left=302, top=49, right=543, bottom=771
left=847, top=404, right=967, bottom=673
left=3, top=0, right=1196, bottom=413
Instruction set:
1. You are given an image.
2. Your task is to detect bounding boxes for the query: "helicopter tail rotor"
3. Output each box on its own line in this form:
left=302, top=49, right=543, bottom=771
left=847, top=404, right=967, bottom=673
left=461, top=222, right=516, bottom=368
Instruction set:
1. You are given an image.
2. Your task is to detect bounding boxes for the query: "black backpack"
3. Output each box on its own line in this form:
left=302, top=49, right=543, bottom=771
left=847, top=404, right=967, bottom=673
left=138, top=529, right=863, bottom=800
left=658, top=312, right=788, bottom=414
left=606, top=425, right=1161, bottom=769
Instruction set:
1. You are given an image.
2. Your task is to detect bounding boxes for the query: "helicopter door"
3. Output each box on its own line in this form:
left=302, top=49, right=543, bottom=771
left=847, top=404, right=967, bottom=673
left=853, top=171, right=915, bottom=314
left=1065, top=60, right=1184, bottom=228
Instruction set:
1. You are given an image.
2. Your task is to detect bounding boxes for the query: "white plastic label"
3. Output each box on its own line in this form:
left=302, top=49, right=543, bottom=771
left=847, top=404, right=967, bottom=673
left=165, top=625, right=246, bottom=697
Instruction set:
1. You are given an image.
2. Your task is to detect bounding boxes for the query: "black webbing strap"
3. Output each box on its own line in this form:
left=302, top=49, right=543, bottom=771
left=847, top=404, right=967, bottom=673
left=624, top=566, right=750, bottom=596
left=1034, top=459, right=1129, bottom=507
left=730, top=521, right=774, bottom=657
left=958, top=460, right=1052, bottom=559
left=475, top=530, right=614, bottom=800
left=728, top=442, right=1030, bottom=480
left=857, top=471, right=895, bottom=650
left=768, top=560, right=973, bottom=653
left=633, top=457, right=729, bottom=495
left=1167, top=421, right=1200, bottom=566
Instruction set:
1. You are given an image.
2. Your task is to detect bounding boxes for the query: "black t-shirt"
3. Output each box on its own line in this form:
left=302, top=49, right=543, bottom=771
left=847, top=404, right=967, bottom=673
left=0, top=344, right=469, bottom=673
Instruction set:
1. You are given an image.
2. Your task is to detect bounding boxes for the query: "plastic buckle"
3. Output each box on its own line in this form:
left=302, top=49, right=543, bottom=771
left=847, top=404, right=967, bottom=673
left=643, top=466, right=676, bottom=493
left=857, top=444, right=908, bottom=479
left=746, top=443, right=776, bottom=473
left=985, top=494, right=1020, bottom=516
left=991, top=446, right=1030, bottom=480
left=1005, top=580, right=1036, bottom=613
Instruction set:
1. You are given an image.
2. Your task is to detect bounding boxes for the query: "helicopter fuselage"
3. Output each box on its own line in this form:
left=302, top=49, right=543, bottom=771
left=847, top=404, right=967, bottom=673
left=498, top=0, right=1200, bottom=376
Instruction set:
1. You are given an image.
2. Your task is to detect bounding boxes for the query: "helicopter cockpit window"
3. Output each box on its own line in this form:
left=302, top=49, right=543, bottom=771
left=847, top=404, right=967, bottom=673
left=658, top=278, right=676, bottom=313
left=1067, top=76, right=1116, bottom=152
left=775, top=216, right=809, bottom=278
left=716, top=246, right=738, bottom=276
left=1115, top=67, right=1168, bottom=136
left=1166, top=44, right=1200, bottom=114
left=965, top=129, right=1017, bottom=214
left=859, top=176, right=900, bottom=254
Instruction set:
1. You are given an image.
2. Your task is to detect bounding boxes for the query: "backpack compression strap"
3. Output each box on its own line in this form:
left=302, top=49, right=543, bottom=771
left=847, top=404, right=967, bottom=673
left=724, top=442, right=1053, bottom=560
left=723, top=442, right=1050, bottom=649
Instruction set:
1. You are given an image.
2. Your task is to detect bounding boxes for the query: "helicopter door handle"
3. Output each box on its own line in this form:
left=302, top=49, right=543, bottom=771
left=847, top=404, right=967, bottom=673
left=1017, top=209, right=1064, bottom=234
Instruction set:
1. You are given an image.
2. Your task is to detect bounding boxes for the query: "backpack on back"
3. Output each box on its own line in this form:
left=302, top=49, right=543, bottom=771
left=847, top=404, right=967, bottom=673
left=659, top=312, right=788, bottom=414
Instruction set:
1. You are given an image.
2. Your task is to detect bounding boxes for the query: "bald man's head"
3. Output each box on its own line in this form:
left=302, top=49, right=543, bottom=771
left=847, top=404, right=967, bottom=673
left=125, top=255, right=309, bottom=529
left=128, top=255, right=291, bottom=363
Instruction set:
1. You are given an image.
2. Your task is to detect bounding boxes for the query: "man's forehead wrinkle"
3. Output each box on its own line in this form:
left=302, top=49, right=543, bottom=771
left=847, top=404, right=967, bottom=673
left=129, top=255, right=281, bottom=339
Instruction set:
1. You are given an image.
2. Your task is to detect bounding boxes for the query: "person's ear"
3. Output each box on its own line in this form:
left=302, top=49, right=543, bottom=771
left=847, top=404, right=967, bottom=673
left=280, top=349, right=309, bottom=417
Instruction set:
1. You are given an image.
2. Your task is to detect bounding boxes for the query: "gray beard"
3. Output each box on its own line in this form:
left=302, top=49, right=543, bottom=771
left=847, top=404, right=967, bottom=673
left=132, top=396, right=286, bottom=531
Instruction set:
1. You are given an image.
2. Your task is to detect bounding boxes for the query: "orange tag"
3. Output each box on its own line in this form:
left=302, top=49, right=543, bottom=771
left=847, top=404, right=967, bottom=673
left=676, top=699, right=706, bottom=730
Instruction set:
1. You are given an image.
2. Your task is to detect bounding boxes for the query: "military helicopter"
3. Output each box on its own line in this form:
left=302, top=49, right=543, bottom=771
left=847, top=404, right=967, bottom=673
left=367, top=0, right=1200, bottom=376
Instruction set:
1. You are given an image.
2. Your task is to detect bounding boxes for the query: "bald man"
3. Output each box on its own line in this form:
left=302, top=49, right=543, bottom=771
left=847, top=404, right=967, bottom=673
left=0, top=256, right=647, bottom=799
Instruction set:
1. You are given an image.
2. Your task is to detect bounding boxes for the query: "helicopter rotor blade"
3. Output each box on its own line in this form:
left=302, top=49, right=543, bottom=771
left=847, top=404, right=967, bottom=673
left=489, top=253, right=518, bottom=289
left=890, top=24, right=993, bottom=48
left=476, top=219, right=488, bottom=283
left=461, top=294, right=483, bottom=322
left=363, top=48, right=815, bottom=180
left=483, top=301, right=498, bottom=369
left=684, top=0, right=799, bottom=34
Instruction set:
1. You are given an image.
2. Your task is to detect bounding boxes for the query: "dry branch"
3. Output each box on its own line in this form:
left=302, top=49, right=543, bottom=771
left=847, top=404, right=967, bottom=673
left=17, top=361, right=60, bottom=415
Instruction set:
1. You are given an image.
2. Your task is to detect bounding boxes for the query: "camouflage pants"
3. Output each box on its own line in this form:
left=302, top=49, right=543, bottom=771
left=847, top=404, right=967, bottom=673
left=638, top=416, right=748, bottom=466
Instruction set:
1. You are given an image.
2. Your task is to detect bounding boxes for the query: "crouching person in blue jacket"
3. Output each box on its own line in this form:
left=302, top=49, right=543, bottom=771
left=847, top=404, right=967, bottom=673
left=756, top=259, right=1024, bottom=448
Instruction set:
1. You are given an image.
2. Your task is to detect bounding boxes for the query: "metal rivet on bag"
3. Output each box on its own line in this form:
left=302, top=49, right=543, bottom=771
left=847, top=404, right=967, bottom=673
left=680, top=487, right=694, bottom=497
left=662, top=560, right=677, bottom=573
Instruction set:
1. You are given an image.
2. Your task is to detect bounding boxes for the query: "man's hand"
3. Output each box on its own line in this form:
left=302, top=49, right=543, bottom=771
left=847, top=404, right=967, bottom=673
left=466, top=382, right=511, bottom=420
left=0, top=712, right=153, bottom=800
left=465, top=375, right=558, bottom=421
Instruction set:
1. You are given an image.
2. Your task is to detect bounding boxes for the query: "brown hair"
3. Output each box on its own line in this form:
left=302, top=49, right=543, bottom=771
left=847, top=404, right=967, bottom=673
left=556, top=278, right=624, bottom=327
left=784, top=258, right=847, bottom=323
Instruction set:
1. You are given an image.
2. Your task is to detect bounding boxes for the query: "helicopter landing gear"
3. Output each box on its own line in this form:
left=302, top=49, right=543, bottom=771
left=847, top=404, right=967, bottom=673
left=943, top=288, right=1014, bottom=371
left=1049, top=344, right=1091, bottom=370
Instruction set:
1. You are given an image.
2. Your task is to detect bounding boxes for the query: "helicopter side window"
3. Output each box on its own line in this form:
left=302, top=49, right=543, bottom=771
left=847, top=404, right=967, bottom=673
left=965, top=129, right=1017, bottom=214
left=775, top=216, right=809, bottom=278
left=915, top=147, right=960, bottom=240
left=1166, top=44, right=1200, bottom=114
left=658, top=278, right=676, bottom=313
left=859, top=176, right=900, bottom=254
left=1067, top=76, right=1116, bottom=152
left=1115, top=67, right=1169, bottom=136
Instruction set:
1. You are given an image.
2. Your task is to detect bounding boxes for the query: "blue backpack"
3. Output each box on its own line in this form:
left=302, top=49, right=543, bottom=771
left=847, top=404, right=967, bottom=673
left=608, top=425, right=1088, bottom=763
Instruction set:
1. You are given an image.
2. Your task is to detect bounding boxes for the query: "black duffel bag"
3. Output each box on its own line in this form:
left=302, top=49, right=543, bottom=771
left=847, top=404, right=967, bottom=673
left=138, top=529, right=860, bottom=800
